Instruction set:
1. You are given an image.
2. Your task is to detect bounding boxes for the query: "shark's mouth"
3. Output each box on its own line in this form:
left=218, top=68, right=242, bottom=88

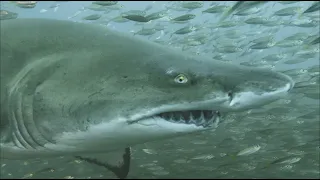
left=154, top=110, right=221, bottom=128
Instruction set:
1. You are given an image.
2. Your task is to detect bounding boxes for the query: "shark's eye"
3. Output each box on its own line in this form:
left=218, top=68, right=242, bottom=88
left=174, top=74, right=188, bottom=84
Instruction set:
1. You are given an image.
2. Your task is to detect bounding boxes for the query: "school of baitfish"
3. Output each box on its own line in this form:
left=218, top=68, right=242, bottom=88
left=0, top=1, right=319, bottom=179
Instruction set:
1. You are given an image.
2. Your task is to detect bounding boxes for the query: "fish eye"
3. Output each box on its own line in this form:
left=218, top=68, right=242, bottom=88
left=174, top=74, right=188, bottom=84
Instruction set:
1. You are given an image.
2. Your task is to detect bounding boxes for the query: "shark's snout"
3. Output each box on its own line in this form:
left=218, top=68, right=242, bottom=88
left=223, top=69, right=295, bottom=111
left=276, top=72, right=295, bottom=92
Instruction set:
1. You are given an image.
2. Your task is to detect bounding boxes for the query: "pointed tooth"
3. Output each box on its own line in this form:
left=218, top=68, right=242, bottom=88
left=190, top=112, right=195, bottom=121
left=200, top=111, right=204, bottom=121
left=213, top=116, right=220, bottom=127
left=179, top=114, right=186, bottom=123
left=179, top=114, right=184, bottom=121
left=169, top=113, right=174, bottom=120
left=183, top=112, right=190, bottom=123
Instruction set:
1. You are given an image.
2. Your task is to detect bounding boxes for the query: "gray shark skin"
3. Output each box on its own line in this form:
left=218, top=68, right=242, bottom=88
left=0, top=19, right=294, bottom=178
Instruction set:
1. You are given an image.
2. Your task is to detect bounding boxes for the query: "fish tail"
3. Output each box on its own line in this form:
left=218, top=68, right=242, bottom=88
left=228, top=154, right=237, bottom=160
left=297, top=11, right=304, bottom=19
left=219, top=6, right=232, bottom=23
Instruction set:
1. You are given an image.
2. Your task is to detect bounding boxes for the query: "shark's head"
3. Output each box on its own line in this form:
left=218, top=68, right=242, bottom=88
left=1, top=19, right=294, bottom=156
left=35, top=38, right=294, bottom=154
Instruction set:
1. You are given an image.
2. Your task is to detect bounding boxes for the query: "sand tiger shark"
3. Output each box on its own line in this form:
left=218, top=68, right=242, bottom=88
left=0, top=18, right=294, bottom=178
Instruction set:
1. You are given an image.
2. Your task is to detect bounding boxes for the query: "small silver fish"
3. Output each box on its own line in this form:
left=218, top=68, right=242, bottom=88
left=236, top=145, right=261, bottom=156
left=271, top=155, right=302, bottom=165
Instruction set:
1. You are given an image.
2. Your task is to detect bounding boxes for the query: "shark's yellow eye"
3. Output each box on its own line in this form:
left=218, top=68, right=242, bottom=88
left=174, top=74, right=188, bottom=84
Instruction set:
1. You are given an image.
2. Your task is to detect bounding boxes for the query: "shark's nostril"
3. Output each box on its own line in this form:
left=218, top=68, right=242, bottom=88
left=227, top=91, right=233, bottom=99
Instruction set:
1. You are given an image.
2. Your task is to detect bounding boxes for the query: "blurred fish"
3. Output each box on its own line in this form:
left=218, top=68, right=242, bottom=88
left=250, top=41, right=276, bottom=49
left=49, top=3, right=60, bottom=12
left=212, top=54, right=226, bottom=60
left=67, top=7, right=86, bottom=19
left=270, top=155, right=302, bottom=165
left=283, top=32, right=310, bottom=41
left=121, top=10, right=147, bottom=17
left=213, top=45, right=243, bottom=54
left=34, top=167, right=55, bottom=174
left=21, top=173, right=33, bottom=179
left=86, top=4, right=112, bottom=12
left=164, top=3, right=189, bottom=12
left=105, top=15, right=130, bottom=23
left=240, top=48, right=255, bottom=57
left=133, top=28, right=157, bottom=37
left=236, top=145, right=261, bottom=156
left=233, top=7, right=262, bottom=16
left=273, top=6, right=303, bottom=17
left=285, top=19, right=319, bottom=27
left=92, top=1, right=118, bottom=6
left=171, top=25, right=196, bottom=37
left=219, top=1, right=267, bottom=22
left=82, top=14, right=102, bottom=20
left=216, top=21, right=241, bottom=28
left=202, top=5, right=229, bottom=14
left=14, top=1, right=37, bottom=8
left=245, top=16, right=270, bottom=25
left=283, top=58, right=310, bottom=64
left=0, top=10, right=18, bottom=20
left=171, top=14, right=196, bottom=22
left=180, top=1, right=204, bottom=11
left=104, top=4, right=124, bottom=10
left=145, top=10, right=168, bottom=21
left=142, top=148, right=157, bottom=155
left=251, top=35, right=274, bottom=44
left=303, top=34, right=319, bottom=44
left=281, top=68, right=309, bottom=79
left=275, top=39, right=303, bottom=48
left=223, top=29, right=245, bottom=39
left=122, top=14, right=149, bottom=22
left=218, top=1, right=244, bottom=22
left=278, top=1, right=300, bottom=5
left=262, top=53, right=288, bottom=62
left=293, top=47, right=319, bottom=59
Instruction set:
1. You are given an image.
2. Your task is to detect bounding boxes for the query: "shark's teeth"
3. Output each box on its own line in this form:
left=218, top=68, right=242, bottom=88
left=157, top=110, right=220, bottom=128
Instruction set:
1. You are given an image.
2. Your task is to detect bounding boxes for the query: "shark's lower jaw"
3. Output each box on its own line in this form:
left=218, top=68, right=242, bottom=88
left=152, top=110, right=221, bottom=128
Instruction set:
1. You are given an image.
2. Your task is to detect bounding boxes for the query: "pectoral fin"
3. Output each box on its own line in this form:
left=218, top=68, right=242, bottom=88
left=75, top=147, right=131, bottom=179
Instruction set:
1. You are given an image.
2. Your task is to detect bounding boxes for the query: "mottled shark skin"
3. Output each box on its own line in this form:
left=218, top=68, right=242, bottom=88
left=0, top=18, right=294, bottom=178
